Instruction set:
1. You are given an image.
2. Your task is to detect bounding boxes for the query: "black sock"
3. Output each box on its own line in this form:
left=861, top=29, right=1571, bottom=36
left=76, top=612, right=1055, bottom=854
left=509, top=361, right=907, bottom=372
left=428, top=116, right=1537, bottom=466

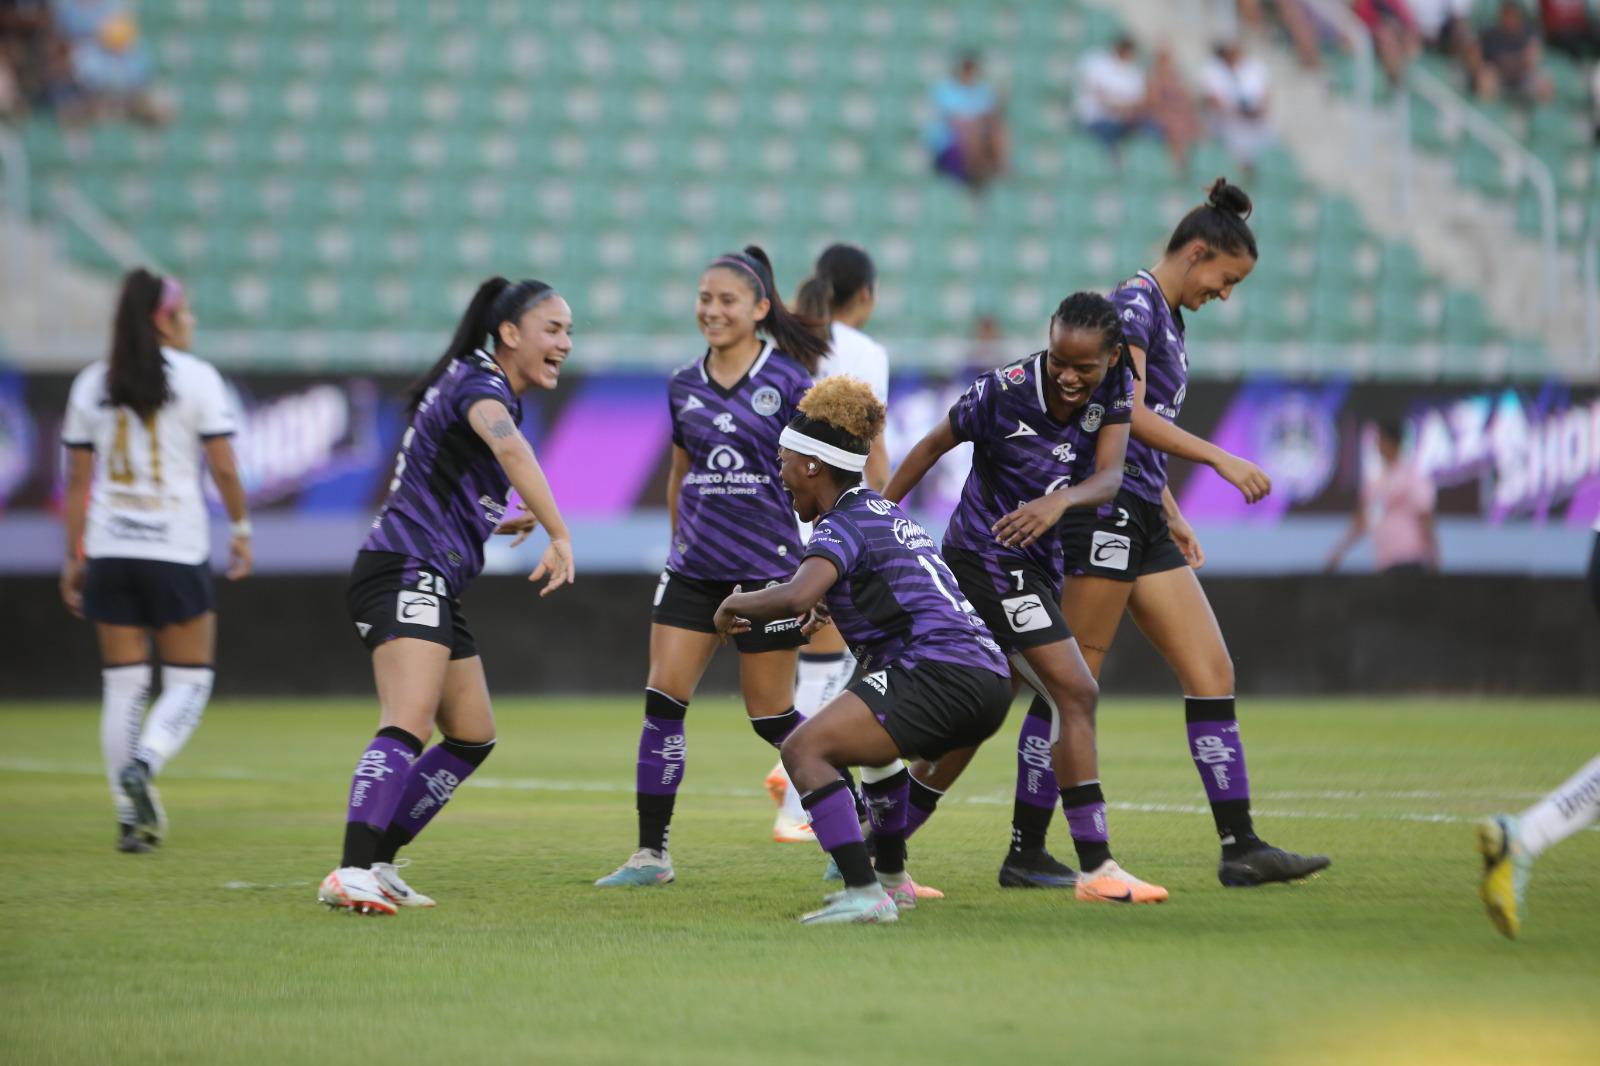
left=831, top=841, right=877, bottom=888
left=342, top=822, right=383, bottom=870
left=372, top=735, right=495, bottom=864
left=1011, top=799, right=1053, bottom=855
left=909, top=775, right=943, bottom=820
left=638, top=689, right=688, bottom=853
left=749, top=707, right=801, bottom=748
left=1060, top=781, right=1113, bottom=872
left=1214, top=800, right=1260, bottom=859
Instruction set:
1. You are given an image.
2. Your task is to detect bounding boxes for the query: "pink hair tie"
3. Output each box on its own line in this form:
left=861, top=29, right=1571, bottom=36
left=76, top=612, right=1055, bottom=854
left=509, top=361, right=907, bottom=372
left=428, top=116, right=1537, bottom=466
left=710, top=256, right=767, bottom=301
left=152, top=277, right=185, bottom=323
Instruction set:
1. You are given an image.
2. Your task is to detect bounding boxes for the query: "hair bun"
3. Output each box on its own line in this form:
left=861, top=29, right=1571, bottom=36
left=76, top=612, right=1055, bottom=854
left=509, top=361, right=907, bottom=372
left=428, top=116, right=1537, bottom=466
left=1205, top=177, right=1253, bottom=221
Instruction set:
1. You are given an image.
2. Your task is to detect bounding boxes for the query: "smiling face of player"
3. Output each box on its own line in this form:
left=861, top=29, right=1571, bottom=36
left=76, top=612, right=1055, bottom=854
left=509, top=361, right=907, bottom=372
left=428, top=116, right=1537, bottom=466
left=1042, top=319, right=1114, bottom=422
left=1173, top=241, right=1256, bottom=313
left=778, top=445, right=833, bottom=523
left=496, top=294, right=573, bottom=392
left=697, top=267, right=770, bottom=358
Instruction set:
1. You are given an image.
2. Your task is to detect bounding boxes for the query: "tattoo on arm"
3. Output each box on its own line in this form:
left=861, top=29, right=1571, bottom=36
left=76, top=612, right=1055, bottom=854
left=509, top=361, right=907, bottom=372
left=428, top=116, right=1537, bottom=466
left=488, top=418, right=518, bottom=440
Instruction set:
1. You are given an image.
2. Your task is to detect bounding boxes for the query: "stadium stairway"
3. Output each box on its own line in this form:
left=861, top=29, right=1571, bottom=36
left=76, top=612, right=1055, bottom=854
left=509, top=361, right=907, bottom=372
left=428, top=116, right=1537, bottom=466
left=1099, top=0, right=1587, bottom=375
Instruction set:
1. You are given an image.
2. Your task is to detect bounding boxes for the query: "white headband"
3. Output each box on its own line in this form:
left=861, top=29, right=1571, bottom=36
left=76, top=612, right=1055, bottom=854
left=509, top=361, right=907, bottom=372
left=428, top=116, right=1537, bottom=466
left=780, top=426, right=868, bottom=472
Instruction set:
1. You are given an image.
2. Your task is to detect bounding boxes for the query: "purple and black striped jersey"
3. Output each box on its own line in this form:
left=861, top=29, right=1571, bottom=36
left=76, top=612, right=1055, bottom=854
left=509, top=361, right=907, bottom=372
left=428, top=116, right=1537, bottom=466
left=667, top=342, right=811, bottom=583
left=362, top=351, right=521, bottom=591
left=943, top=352, right=1134, bottom=575
left=1112, top=270, right=1187, bottom=504
left=804, top=487, right=1008, bottom=676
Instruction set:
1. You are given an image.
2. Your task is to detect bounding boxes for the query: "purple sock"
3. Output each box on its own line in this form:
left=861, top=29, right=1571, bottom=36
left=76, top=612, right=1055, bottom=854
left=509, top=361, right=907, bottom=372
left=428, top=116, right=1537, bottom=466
left=1015, top=698, right=1059, bottom=810
left=1186, top=697, right=1256, bottom=847
left=805, top=780, right=864, bottom=852
left=374, top=737, right=493, bottom=862
left=636, top=689, right=688, bottom=852
left=904, top=776, right=943, bottom=839
left=341, top=728, right=421, bottom=868
left=1060, top=780, right=1111, bottom=872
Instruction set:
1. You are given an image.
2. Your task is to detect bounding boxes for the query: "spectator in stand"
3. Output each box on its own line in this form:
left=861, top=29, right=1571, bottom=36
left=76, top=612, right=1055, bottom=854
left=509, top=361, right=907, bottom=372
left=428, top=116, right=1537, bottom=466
left=1540, top=0, right=1600, bottom=59
left=926, top=51, right=1010, bottom=192
left=0, top=0, right=55, bottom=115
left=53, top=0, right=171, bottom=125
left=1325, top=418, right=1439, bottom=575
left=1147, top=45, right=1201, bottom=172
left=1201, top=40, right=1274, bottom=179
left=1479, top=0, right=1556, bottom=103
left=1074, top=36, right=1158, bottom=161
left=1353, top=0, right=1424, bottom=88
left=1236, top=0, right=1328, bottom=71
left=1409, top=0, right=1497, bottom=97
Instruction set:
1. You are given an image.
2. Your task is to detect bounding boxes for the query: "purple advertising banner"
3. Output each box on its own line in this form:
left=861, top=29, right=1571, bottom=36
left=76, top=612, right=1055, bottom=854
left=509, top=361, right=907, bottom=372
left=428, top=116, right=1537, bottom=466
left=4, top=367, right=1596, bottom=573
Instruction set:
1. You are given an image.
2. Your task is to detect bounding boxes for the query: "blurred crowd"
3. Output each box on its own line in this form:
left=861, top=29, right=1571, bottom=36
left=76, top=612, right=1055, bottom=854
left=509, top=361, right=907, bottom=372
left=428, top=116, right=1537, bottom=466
left=1242, top=0, right=1600, bottom=108
left=0, top=0, right=169, bottom=126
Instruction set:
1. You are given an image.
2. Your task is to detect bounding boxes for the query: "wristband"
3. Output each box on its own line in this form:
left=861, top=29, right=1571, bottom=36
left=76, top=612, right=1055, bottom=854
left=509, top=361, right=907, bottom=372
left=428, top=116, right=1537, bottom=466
left=230, top=519, right=253, bottom=537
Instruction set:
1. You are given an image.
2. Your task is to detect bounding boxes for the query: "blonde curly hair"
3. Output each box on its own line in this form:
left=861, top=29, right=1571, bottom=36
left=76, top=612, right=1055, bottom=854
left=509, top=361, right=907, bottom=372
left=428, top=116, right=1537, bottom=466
left=795, top=375, right=885, bottom=447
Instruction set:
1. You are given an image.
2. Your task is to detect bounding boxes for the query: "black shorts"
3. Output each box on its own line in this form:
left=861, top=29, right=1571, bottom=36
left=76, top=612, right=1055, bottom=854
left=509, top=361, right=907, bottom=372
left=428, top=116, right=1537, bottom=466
left=1060, top=489, right=1188, bottom=582
left=942, top=547, right=1069, bottom=652
left=82, top=557, right=214, bottom=628
left=850, top=660, right=1013, bottom=761
left=650, top=567, right=808, bottom=653
left=346, top=551, right=477, bottom=660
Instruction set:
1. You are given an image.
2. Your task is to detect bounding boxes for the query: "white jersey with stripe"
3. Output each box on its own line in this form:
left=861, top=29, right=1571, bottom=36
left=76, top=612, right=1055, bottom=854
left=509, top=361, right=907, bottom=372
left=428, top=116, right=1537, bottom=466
left=62, top=347, right=238, bottom=565
left=817, top=320, right=889, bottom=404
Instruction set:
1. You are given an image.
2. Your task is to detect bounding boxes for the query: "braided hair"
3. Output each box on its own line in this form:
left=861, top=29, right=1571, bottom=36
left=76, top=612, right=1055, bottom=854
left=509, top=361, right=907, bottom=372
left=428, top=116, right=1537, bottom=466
left=1052, top=291, right=1133, bottom=374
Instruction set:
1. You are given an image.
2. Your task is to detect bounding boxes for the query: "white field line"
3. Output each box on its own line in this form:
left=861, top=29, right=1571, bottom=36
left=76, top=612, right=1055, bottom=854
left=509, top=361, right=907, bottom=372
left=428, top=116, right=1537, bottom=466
left=5, top=757, right=1585, bottom=832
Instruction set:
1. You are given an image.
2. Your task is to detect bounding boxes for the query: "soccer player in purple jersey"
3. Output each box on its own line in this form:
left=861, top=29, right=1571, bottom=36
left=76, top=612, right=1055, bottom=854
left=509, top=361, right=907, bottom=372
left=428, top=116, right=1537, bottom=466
left=885, top=293, right=1168, bottom=904
left=714, top=377, right=1013, bottom=924
left=596, top=246, right=834, bottom=888
left=318, top=278, right=577, bottom=915
left=1053, top=179, right=1329, bottom=887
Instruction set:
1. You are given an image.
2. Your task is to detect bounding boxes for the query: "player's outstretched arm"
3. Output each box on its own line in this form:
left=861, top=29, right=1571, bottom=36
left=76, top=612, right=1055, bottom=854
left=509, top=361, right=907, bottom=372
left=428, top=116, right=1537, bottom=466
left=714, top=557, right=839, bottom=637
left=883, top=416, right=958, bottom=504
left=993, top=422, right=1129, bottom=550
left=468, top=397, right=574, bottom=595
left=1125, top=344, right=1270, bottom=504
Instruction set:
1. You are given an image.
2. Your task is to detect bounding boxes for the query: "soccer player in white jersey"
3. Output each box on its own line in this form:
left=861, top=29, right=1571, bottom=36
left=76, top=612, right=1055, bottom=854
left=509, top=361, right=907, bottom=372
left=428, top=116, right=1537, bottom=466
left=1477, top=523, right=1600, bottom=938
left=59, top=269, right=252, bottom=853
left=761, top=245, right=898, bottom=844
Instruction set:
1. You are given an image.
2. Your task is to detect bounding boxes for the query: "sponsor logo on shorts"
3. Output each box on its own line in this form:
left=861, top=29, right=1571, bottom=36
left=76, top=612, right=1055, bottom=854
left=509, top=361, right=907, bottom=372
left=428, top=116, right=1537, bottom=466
left=764, top=616, right=802, bottom=635
left=653, top=571, right=670, bottom=607
left=1000, top=594, right=1052, bottom=633
left=398, top=591, right=441, bottom=627
left=1090, top=531, right=1131, bottom=571
left=355, top=622, right=372, bottom=638
left=861, top=670, right=888, bottom=695
left=750, top=386, right=782, bottom=417
left=1080, top=404, right=1104, bottom=432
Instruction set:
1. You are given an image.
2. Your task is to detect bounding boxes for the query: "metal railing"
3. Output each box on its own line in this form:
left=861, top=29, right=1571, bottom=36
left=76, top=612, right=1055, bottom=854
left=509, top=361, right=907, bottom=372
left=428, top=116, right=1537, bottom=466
left=1407, top=67, right=1561, bottom=327
left=51, top=182, right=164, bottom=273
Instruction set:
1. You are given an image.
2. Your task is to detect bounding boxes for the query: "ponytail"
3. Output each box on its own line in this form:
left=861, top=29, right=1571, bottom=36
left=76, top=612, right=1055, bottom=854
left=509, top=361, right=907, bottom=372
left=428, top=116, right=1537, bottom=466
left=712, top=245, right=831, bottom=374
left=106, top=267, right=174, bottom=421
left=406, top=276, right=559, bottom=410
left=1166, top=177, right=1258, bottom=261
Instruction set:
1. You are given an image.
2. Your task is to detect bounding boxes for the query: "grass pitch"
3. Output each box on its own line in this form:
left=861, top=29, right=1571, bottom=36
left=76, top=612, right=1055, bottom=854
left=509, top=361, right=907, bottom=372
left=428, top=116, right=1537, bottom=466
left=2, top=695, right=1597, bottom=1065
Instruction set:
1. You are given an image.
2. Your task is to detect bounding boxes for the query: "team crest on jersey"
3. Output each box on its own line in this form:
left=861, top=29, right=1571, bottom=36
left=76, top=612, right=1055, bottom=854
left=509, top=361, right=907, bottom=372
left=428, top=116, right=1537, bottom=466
left=1081, top=404, right=1104, bottom=432
left=713, top=412, right=737, bottom=433
left=750, top=386, right=782, bottom=416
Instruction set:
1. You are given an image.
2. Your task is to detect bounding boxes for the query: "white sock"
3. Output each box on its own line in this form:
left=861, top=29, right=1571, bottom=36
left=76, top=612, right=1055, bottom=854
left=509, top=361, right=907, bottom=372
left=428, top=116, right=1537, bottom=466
left=135, top=665, right=214, bottom=775
left=859, top=761, right=907, bottom=784
left=1518, top=754, right=1600, bottom=858
left=821, top=651, right=858, bottom=706
left=794, top=652, right=845, bottom=718
left=101, top=664, right=152, bottom=823
left=779, top=763, right=807, bottom=820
